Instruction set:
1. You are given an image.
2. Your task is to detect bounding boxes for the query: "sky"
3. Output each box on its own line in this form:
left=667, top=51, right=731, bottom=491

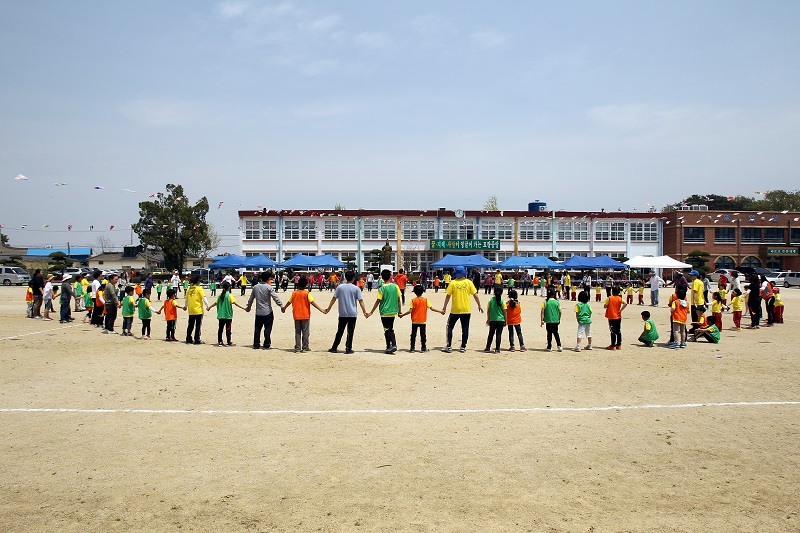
left=2, top=1, right=799, bottom=251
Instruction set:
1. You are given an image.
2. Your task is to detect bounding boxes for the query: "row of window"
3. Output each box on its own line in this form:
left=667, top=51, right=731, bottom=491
left=684, top=227, right=800, bottom=244
left=244, top=219, right=659, bottom=242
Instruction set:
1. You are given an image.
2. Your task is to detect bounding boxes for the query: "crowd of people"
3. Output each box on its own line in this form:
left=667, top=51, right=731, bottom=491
left=23, top=264, right=784, bottom=353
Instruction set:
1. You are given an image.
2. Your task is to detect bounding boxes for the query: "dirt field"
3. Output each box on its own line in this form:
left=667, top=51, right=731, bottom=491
left=1, top=283, right=799, bottom=532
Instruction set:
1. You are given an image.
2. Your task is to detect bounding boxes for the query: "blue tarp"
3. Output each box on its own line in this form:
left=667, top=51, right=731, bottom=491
left=560, top=255, right=629, bottom=269
left=279, top=254, right=346, bottom=269
left=243, top=254, right=280, bottom=269
left=430, top=254, right=498, bottom=268
left=27, top=247, right=92, bottom=257
left=497, top=255, right=563, bottom=269
left=209, top=254, right=248, bottom=269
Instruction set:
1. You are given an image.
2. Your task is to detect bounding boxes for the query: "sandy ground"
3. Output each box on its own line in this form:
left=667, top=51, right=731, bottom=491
left=1, top=283, right=799, bottom=532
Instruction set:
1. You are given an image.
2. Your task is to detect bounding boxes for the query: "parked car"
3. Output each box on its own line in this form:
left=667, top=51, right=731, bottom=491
left=706, top=269, right=738, bottom=283
left=0, top=265, right=31, bottom=285
left=62, top=267, right=85, bottom=278
left=735, top=266, right=773, bottom=278
left=766, top=271, right=789, bottom=284
left=189, top=268, right=211, bottom=278
left=784, top=272, right=800, bottom=288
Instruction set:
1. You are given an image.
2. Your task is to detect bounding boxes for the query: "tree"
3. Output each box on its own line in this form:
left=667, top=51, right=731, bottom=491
left=132, top=184, right=212, bottom=271
left=342, top=255, right=356, bottom=270
left=6, top=255, right=26, bottom=268
left=665, top=190, right=800, bottom=212
left=754, top=190, right=800, bottom=212
left=334, top=203, right=346, bottom=210
left=686, top=250, right=711, bottom=273
left=196, top=224, right=221, bottom=267
left=47, top=251, right=73, bottom=275
left=95, top=235, right=113, bottom=253
left=483, top=195, right=499, bottom=211
left=0, top=232, right=8, bottom=246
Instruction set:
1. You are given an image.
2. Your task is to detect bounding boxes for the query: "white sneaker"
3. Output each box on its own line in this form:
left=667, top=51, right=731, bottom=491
left=557, top=346, right=563, bottom=352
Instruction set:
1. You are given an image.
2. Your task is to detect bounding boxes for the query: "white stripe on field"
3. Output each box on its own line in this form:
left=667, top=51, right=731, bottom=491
left=0, top=401, right=798, bottom=416
left=0, top=323, right=82, bottom=341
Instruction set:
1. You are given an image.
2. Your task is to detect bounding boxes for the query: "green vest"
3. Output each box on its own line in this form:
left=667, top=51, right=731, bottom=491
left=378, top=283, right=399, bottom=316
left=576, top=302, right=592, bottom=324
left=137, top=298, right=152, bottom=319
left=122, top=295, right=136, bottom=317
left=543, top=299, right=560, bottom=323
left=641, top=319, right=659, bottom=341
left=216, top=293, right=234, bottom=320
left=488, top=298, right=505, bottom=322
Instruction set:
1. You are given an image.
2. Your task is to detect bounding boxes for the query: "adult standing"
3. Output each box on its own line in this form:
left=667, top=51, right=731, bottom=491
left=103, top=273, right=121, bottom=333
left=59, top=274, right=76, bottom=323
left=649, top=272, right=664, bottom=306
left=246, top=271, right=283, bottom=350
left=747, top=274, right=762, bottom=328
left=31, top=269, right=45, bottom=319
left=521, top=272, right=531, bottom=296
left=395, top=269, right=408, bottom=304
left=604, top=275, right=613, bottom=298
left=144, top=273, right=154, bottom=293
left=90, top=270, right=105, bottom=327
left=688, top=270, right=706, bottom=323
left=326, top=271, right=367, bottom=354
left=170, top=270, right=182, bottom=294
left=483, top=272, right=494, bottom=295
left=441, top=265, right=483, bottom=353
left=366, top=272, right=374, bottom=292
left=563, top=273, right=571, bottom=300
left=761, top=275, right=775, bottom=327
left=730, top=271, right=741, bottom=294
left=185, top=275, right=209, bottom=344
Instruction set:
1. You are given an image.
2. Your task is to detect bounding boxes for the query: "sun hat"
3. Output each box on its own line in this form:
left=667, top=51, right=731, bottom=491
left=454, top=266, right=467, bottom=278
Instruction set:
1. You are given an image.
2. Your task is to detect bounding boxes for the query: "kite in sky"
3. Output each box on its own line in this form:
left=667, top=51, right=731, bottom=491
left=92, top=186, right=104, bottom=190
left=54, top=182, right=67, bottom=186
left=218, top=201, right=224, bottom=209
left=122, top=189, right=136, bottom=193
left=14, top=174, right=28, bottom=180
left=21, top=224, right=27, bottom=229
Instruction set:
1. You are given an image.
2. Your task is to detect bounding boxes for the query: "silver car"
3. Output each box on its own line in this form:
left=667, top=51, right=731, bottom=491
left=0, top=265, right=31, bottom=286
left=784, top=272, right=800, bottom=288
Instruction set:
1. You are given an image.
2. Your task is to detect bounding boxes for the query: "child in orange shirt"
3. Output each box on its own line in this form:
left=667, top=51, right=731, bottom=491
left=281, top=276, right=327, bottom=352
left=504, top=288, right=526, bottom=352
left=433, top=276, right=441, bottom=292
left=604, top=286, right=627, bottom=350
left=399, top=285, right=444, bottom=352
left=669, top=287, right=689, bottom=348
left=155, top=288, right=186, bottom=341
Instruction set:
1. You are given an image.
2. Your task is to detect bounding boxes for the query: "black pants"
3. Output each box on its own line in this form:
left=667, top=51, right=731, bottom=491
left=545, top=322, right=560, bottom=349
left=60, top=299, right=71, bottom=322
left=104, top=305, right=118, bottom=332
left=410, top=323, right=427, bottom=350
left=240, top=286, right=246, bottom=295
left=486, top=321, right=504, bottom=350
left=608, top=318, right=622, bottom=347
left=33, top=295, right=43, bottom=318
left=166, top=319, right=176, bottom=339
left=91, top=303, right=104, bottom=326
left=749, top=300, right=761, bottom=327
left=381, top=316, right=396, bottom=348
left=507, top=324, right=524, bottom=347
left=446, top=313, right=471, bottom=348
left=186, top=314, right=203, bottom=342
left=253, top=313, right=275, bottom=348
left=332, top=316, right=357, bottom=351
left=141, top=318, right=151, bottom=337
left=764, top=296, right=775, bottom=325
left=400, top=288, right=406, bottom=304
left=218, top=318, right=232, bottom=344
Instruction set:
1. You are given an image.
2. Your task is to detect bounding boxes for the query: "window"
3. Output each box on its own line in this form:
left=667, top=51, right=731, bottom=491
left=284, top=220, right=316, bottom=240
left=402, top=220, right=436, bottom=240
left=764, top=228, right=785, bottom=244
left=741, top=228, right=761, bottom=243
left=557, top=221, right=589, bottom=241
left=324, top=220, right=356, bottom=240
left=683, top=227, right=705, bottom=243
left=595, top=221, right=625, bottom=241
left=380, top=220, right=397, bottom=240
left=557, top=252, right=588, bottom=261
left=608, top=252, right=627, bottom=259
left=714, top=228, right=735, bottom=244
left=244, top=220, right=277, bottom=239
left=245, top=252, right=278, bottom=260
left=442, top=219, right=475, bottom=240
left=362, top=219, right=397, bottom=240
left=362, top=219, right=379, bottom=240
left=792, top=228, right=800, bottom=244
left=740, top=255, right=761, bottom=268
left=402, top=251, right=436, bottom=271
left=766, top=257, right=782, bottom=270
left=714, top=256, right=735, bottom=269
left=519, top=220, right=551, bottom=240
left=485, top=252, right=512, bottom=262
left=630, top=221, right=657, bottom=241
left=480, top=220, right=513, bottom=240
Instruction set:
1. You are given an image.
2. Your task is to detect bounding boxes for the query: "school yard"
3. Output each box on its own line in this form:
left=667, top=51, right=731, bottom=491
left=1, top=284, right=799, bottom=532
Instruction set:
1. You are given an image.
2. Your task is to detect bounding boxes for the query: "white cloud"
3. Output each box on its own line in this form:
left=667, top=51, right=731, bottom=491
left=299, top=14, right=340, bottom=32
left=294, top=102, right=359, bottom=119
left=217, top=1, right=249, bottom=19
left=411, top=14, right=454, bottom=35
left=119, top=100, right=203, bottom=126
left=297, top=59, right=341, bottom=76
left=470, top=30, right=507, bottom=49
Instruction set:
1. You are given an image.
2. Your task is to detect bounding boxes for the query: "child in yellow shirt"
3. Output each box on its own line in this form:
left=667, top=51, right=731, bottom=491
left=774, top=288, right=784, bottom=323
left=730, top=289, right=743, bottom=330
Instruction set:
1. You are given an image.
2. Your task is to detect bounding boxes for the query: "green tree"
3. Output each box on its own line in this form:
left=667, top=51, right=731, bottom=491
left=484, top=195, right=499, bottom=211
left=686, top=250, right=711, bottom=273
left=47, top=251, right=73, bottom=275
left=754, top=190, right=800, bottom=211
left=664, top=194, right=756, bottom=212
left=0, top=232, right=8, bottom=246
left=132, top=184, right=212, bottom=272
left=342, top=254, right=356, bottom=270
left=5, top=255, right=26, bottom=268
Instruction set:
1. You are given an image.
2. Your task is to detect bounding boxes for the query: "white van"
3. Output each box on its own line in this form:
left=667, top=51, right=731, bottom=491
left=0, top=266, right=31, bottom=286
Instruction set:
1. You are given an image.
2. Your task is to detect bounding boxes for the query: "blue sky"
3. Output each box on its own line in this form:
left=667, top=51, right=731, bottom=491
left=2, top=1, right=799, bottom=250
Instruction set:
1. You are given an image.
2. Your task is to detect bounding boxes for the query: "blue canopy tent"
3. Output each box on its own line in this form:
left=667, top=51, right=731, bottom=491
left=560, top=255, right=629, bottom=270
left=430, top=254, right=498, bottom=268
left=279, top=254, right=346, bottom=269
left=209, top=254, right=248, bottom=269
left=497, top=255, right=563, bottom=269
left=243, top=254, right=280, bottom=269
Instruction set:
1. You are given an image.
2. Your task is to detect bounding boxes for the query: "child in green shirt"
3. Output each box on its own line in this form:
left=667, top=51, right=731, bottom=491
left=156, top=281, right=163, bottom=300
left=540, top=288, right=562, bottom=352
left=484, top=287, right=505, bottom=353
left=121, top=286, right=136, bottom=337
left=638, top=310, right=659, bottom=347
left=693, top=315, right=720, bottom=343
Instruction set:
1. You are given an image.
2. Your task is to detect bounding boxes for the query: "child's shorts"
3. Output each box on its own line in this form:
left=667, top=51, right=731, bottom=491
left=577, top=323, right=592, bottom=339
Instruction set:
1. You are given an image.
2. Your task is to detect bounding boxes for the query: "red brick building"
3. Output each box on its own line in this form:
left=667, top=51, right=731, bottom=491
left=662, top=209, right=800, bottom=271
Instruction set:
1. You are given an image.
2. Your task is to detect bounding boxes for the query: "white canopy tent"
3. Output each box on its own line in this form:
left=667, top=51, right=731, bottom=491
left=625, top=255, right=692, bottom=269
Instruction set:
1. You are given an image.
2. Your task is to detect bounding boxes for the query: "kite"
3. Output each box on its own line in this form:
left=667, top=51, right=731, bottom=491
left=726, top=196, right=734, bottom=201
left=92, top=186, right=104, bottom=190
left=68, top=225, right=72, bottom=231
left=110, top=225, right=115, bottom=231
left=90, top=225, right=94, bottom=231
left=21, top=224, right=27, bottom=229
left=14, top=174, right=28, bottom=180
left=149, top=194, right=158, bottom=198
left=42, top=225, right=49, bottom=229
left=781, top=210, right=789, bottom=214
left=122, top=189, right=136, bottom=193
left=193, top=225, right=199, bottom=229
left=54, top=183, right=67, bottom=186
left=754, top=191, right=766, bottom=195
left=217, top=202, right=224, bottom=209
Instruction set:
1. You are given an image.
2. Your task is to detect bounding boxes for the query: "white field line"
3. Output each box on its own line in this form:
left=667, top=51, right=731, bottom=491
left=0, top=323, right=82, bottom=341
left=1, top=401, right=799, bottom=416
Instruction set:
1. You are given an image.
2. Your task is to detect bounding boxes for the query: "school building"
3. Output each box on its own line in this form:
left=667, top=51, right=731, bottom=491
left=662, top=208, right=800, bottom=271
left=237, top=204, right=664, bottom=272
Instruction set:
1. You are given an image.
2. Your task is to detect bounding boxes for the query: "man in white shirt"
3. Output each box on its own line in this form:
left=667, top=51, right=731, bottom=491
left=649, top=273, right=664, bottom=306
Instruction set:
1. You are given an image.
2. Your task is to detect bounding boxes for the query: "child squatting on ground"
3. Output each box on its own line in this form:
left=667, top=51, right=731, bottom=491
left=638, top=310, right=659, bottom=347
